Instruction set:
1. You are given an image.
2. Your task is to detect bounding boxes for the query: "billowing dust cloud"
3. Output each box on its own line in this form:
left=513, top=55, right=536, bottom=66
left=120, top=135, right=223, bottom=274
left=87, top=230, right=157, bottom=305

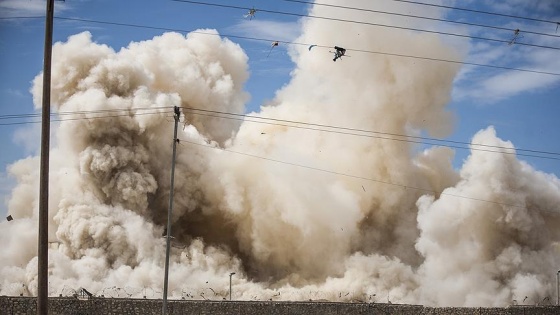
left=1, top=0, right=559, bottom=307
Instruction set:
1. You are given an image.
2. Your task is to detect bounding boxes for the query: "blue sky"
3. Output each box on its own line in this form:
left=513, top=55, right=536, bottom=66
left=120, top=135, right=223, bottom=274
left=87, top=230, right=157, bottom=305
left=1, top=0, right=559, bottom=219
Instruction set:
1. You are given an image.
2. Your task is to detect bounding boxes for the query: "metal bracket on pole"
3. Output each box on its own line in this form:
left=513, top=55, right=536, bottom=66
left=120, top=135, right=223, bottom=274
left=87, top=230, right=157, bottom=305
left=163, top=106, right=180, bottom=315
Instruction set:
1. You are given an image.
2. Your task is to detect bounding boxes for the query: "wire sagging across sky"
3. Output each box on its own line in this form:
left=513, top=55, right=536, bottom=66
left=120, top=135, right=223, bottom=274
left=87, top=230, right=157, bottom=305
left=389, top=0, right=560, bottom=26
left=281, top=0, right=560, bottom=39
left=0, top=106, right=174, bottom=126
left=177, top=107, right=560, bottom=161
left=2, top=106, right=560, bottom=161
left=177, top=137, right=545, bottom=210
left=52, top=16, right=560, bottom=77
left=171, top=0, right=560, bottom=51
left=2, top=15, right=558, bottom=76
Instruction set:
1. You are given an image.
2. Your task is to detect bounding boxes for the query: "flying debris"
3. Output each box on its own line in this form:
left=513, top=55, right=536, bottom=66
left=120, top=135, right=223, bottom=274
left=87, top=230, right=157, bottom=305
left=6, top=215, right=13, bottom=221
left=308, top=44, right=317, bottom=51
left=244, top=7, right=257, bottom=20
left=332, top=46, right=347, bottom=62
left=267, top=41, right=279, bottom=57
left=508, top=29, right=523, bottom=45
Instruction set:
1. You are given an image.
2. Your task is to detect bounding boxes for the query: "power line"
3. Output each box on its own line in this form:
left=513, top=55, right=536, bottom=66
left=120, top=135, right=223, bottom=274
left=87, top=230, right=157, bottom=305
left=178, top=106, right=560, bottom=161
left=7, top=2, right=559, bottom=36
left=5, top=4, right=560, bottom=75
left=0, top=113, right=39, bottom=120
left=342, top=47, right=560, bottom=76
left=0, top=107, right=174, bottom=126
left=0, top=112, right=172, bottom=126
left=4, top=107, right=560, bottom=212
left=5, top=6, right=560, bottom=40
left=47, top=16, right=560, bottom=76
left=171, top=0, right=560, bottom=51
left=2, top=14, right=559, bottom=159
left=3, top=13, right=558, bottom=217
left=3, top=16, right=558, bottom=76
left=3, top=105, right=560, bottom=161
left=0, top=16, right=44, bottom=20
left=389, top=0, right=560, bottom=27
left=176, top=137, right=540, bottom=210
left=281, top=0, right=560, bottom=39
left=0, top=106, right=172, bottom=120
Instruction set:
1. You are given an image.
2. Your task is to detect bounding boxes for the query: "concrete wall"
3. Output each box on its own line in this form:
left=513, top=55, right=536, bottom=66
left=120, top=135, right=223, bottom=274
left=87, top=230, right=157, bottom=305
left=0, top=296, right=558, bottom=315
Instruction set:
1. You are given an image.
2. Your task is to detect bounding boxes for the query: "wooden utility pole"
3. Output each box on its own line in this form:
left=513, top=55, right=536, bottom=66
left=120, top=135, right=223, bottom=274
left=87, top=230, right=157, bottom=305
left=38, top=0, right=55, bottom=314
left=163, top=106, right=180, bottom=315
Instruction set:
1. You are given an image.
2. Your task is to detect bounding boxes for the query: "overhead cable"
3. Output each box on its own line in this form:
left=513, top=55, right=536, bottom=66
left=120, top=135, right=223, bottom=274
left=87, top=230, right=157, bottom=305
left=178, top=107, right=560, bottom=161
left=0, top=107, right=174, bottom=126
left=389, top=0, right=560, bottom=27
left=48, top=16, right=560, bottom=76
left=0, top=16, right=44, bottom=20
left=177, top=138, right=546, bottom=210
left=281, top=0, right=560, bottom=39
left=3, top=16, right=558, bottom=76
left=0, top=112, right=167, bottom=126
left=171, top=0, right=560, bottom=51
left=0, top=106, right=172, bottom=120
left=3, top=106, right=560, bottom=161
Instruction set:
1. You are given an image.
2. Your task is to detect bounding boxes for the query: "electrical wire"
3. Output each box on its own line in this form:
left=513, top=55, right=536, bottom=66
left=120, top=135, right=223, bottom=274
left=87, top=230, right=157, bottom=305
left=176, top=137, right=545, bottom=210
left=281, top=0, right=560, bottom=39
left=389, top=0, right=560, bottom=27
left=0, top=16, right=44, bottom=20
left=0, top=106, right=173, bottom=120
left=178, top=107, right=560, bottom=160
left=171, top=0, right=560, bottom=51
left=0, top=114, right=173, bottom=126
left=2, top=105, right=559, bottom=209
left=0, top=107, right=174, bottom=126
left=0, top=112, right=173, bottom=126
left=2, top=11, right=559, bottom=160
left=3, top=16, right=558, bottom=76
left=6, top=4, right=559, bottom=36
left=175, top=108, right=560, bottom=161
left=2, top=106, right=560, bottom=161
left=3, top=9, right=560, bottom=76
left=2, top=10, right=559, bottom=214
left=48, top=16, right=560, bottom=76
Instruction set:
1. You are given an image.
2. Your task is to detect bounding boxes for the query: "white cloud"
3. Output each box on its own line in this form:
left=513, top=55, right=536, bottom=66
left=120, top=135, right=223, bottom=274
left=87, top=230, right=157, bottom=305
left=467, top=70, right=558, bottom=103
left=0, top=0, right=68, bottom=18
left=12, top=122, right=42, bottom=156
left=453, top=43, right=560, bottom=103
left=225, top=19, right=302, bottom=44
left=449, top=3, right=560, bottom=105
left=4, top=88, right=26, bottom=98
left=0, top=171, right=15, bottom=219
left=482, top=0, right=560, bottom=15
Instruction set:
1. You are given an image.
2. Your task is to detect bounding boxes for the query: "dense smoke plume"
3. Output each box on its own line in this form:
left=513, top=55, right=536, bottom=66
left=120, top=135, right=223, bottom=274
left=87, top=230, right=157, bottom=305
left=1, top=0, right=559, bottom=306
